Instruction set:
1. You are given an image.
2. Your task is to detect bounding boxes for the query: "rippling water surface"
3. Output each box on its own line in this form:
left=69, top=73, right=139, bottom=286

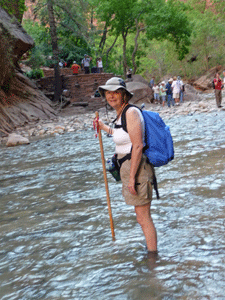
left=0, top=111, right=225, bottom=299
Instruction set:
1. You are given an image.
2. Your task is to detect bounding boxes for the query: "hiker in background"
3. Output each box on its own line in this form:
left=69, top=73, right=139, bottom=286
left=213, top=73, right=223, bottom=108
left=223, top=70, right=225, bottom=91
left=95, top=77, right=157, bottom=255
left=81, top=54, right=92, bottom=74
left=71, top=61, right=81, bottom=75
left=126, top=68, right=132, bottom=81
left=97, top=57, right=103, bottom=73
left=178, top=76, right=185, bottom=103
left=166, top=78, right=174, bottom=107
left=171, top=76, right=181, bottom=104
left=152, top=83, right=160, bottom=104
left=59, top=60, right=64, bottom=68
left=149, top=76, right=155, bottom=88
left=159, top=81, right=167, bottom=107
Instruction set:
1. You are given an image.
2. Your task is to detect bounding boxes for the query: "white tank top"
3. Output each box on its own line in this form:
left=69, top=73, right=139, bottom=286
left=113, top=107, right=144, bottom=154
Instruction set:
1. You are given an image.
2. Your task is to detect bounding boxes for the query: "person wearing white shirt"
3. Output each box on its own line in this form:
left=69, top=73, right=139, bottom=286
left=81, top=54, right=92, bottom=74
left=171, top=76, right=181, bottom=104
left=97, top=57, right=103, bottom=73
left=159, top=81, right=167, bottom=107
left=152, top=84, right=160, bottom=103
left=177, top=76, right=184, bottom=103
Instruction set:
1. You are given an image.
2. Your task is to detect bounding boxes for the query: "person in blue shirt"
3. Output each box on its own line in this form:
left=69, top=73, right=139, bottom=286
left=166, top=78, right=174, bottom=107
left=149, top=76, right=155, bottom=88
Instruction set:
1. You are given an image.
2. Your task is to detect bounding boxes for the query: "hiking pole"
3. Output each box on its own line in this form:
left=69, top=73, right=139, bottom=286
left=95, top=112, right=115, bottom=241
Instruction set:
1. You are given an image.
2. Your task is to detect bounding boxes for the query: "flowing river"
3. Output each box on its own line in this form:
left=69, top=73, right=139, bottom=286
left=0, top=110, right=225, bottom=299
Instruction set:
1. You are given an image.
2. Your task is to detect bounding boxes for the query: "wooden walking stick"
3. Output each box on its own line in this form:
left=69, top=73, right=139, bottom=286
left=95, top=112, right=115, bottom=240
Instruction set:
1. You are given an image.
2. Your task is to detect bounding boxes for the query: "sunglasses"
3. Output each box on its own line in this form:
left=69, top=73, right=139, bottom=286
left=105, top=90, right=121, bottom=96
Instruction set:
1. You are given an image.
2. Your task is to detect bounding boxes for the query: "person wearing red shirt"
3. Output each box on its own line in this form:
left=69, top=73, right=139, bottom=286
left=214, top=73, right=223, bottom=108
left=71, top=61, right=81, bottom=75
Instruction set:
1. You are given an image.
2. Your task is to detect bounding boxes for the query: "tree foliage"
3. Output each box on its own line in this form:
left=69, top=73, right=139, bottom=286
left=0, top=0, right=26, bottom=22
left=21, top=0, right=225, bottom=82
left=92, top=0, right=191, bottom=77
left=23, top=0, right=91, bottom=67
left=144, top=0, right=191, bottom=60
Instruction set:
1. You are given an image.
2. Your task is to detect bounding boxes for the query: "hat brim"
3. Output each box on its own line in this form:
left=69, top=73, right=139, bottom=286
left=98, top=85, right=133, bottom=99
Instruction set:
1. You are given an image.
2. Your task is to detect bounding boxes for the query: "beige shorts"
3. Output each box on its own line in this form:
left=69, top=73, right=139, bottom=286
left=119, top=155, right=154, bottom=206
left=173, top=92, right=179, bottom=99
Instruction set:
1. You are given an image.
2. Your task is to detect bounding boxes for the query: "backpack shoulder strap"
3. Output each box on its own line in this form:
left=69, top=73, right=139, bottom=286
left=112, top=104, right=133, bottom=128
left=121, top=104, right=133, bottom=132
left=121, top=104, right=141, bottom=132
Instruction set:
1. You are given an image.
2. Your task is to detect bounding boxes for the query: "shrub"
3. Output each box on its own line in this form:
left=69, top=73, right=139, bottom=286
left=25, top=69, right=44, bottom=80
left=44, top=59, right=56, bottom=68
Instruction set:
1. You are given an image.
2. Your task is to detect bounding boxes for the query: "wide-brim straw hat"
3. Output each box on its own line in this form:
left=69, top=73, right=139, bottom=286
left=168, top=78, right=173, bottom=82
left=98, top=77, right=133, bottom=99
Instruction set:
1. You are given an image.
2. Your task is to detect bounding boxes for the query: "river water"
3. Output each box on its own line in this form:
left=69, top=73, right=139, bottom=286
left=0, top=110, right=225, bottom=300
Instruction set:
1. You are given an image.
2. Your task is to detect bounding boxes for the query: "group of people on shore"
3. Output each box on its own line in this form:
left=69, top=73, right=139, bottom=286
left=59, top=54, right=104, bottom=75
left=150, top=76, right=184, bottom=107
left=150, top=71, right=225, bottom=109
left=70, top=55, right=104, bottom=75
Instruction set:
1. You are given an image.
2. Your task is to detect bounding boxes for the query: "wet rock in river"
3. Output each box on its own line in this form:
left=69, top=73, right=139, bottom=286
left=6, top=133, right=30, bottom=147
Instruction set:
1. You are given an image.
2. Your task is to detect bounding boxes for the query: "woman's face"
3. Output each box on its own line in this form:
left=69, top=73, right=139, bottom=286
left=105, top=90, right=123, bottom=110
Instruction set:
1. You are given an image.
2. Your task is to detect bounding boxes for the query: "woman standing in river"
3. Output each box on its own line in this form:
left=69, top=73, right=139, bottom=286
left=95, top=77, right=157, bottom=255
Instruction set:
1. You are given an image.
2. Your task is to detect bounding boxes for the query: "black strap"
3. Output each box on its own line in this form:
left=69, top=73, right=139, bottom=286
left=152, top=175, right=160, bottom=199
left=146, top=158, right=160, bottom=199
left=112, top=104, right=136, bottom=132
left=117, top=153, right=131, bottom=167
left=114, top=124, right=122, bottom=129
left=120, top=104, right=135, bottom=132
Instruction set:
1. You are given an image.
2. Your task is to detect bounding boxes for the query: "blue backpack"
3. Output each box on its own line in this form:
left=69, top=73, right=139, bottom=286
left=120, top=104, right=174, bottom=167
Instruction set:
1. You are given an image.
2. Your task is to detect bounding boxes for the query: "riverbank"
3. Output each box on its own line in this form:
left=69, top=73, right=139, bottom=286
left=1, top=90, right=224, bottom=146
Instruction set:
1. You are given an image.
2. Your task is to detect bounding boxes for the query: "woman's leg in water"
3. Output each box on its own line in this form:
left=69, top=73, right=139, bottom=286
left=135, top=203, right=157, bottom=252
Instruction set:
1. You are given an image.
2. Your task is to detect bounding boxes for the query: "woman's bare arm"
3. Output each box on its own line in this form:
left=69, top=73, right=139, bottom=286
left=126, top=107, right=144, bottom=195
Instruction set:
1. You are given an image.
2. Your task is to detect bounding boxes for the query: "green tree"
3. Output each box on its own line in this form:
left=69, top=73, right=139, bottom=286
left=0, top=0, right=26, bottom=22
left=144, top=0, right=191, bottom=61
left=25, top=0, right=92, bottom=64
left=47, top=0, right=61, bottom=102
left=212, top=0, right=225, bottom=19
left=93, top=0, right=191, bottom=78
left=183, top=0, right=225, bottom=74
left=93, top=0, right=146, bottom=77
left=24, top=0, right=92, bottom=100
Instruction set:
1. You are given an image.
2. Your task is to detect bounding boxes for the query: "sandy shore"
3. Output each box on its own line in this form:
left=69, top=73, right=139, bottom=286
left=1, top=91, right=224, bottom=146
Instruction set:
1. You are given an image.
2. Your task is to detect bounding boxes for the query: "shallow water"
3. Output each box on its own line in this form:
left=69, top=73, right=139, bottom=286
left=0, top=111, right=225, bottom=299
